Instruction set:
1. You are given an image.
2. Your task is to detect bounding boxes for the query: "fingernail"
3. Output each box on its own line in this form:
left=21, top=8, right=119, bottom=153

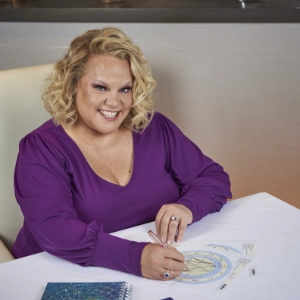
left=167, top=239, right=172, bottom=245
left=177, top=239, right=181, bottom=243
left=161, top=237, right=165, bottom=243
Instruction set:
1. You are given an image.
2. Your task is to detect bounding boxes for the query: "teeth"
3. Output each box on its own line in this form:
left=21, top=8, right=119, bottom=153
left=99, top=110, right=118, bottom=118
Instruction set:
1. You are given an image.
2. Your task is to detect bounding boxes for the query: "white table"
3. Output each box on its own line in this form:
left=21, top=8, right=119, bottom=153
left=0, top=192, right=299, bottom=300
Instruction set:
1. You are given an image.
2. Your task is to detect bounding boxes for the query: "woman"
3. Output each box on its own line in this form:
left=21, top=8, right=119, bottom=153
left=12, top=28, right=232, bottom=280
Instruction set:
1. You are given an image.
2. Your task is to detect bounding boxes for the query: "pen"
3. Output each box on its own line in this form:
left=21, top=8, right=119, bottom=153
left=148, top=230, right=168, bottom=248
left=147, top=230, right=190, bottom=271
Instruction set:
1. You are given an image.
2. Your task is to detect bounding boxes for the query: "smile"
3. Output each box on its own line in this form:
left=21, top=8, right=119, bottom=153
left=99, top=110, right=119, bottom=119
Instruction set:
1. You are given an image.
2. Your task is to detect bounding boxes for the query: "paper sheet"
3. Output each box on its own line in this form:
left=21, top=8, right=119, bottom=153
left=145, top=240, right=257, bottom=298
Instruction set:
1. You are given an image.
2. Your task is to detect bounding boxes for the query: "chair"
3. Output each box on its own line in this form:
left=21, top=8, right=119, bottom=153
left=0, top=64, right=53, bottom=263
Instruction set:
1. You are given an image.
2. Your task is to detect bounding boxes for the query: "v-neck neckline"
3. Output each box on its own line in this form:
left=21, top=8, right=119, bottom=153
left=58, top=124, right=136, bottom=188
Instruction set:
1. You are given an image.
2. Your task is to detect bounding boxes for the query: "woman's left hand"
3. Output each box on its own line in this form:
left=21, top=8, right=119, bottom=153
left=155, top=204, right=193, bottom=245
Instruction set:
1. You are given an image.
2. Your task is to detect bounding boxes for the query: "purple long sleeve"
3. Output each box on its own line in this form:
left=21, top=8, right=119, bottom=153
left=156, top=113, right=232, bottom=222
left=12, top=112, right=231, bottom=276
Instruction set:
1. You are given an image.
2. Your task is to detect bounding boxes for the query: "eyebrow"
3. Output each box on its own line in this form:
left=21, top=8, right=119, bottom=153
left=93, top=80, right=133, bottom=86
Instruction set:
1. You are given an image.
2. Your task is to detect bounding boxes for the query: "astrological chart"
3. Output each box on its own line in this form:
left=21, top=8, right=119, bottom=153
left=171, top=243, right=257, bottom=297
left=205, top=242, right=257, bottom=278
left=176, top=250, right=232, bottom=284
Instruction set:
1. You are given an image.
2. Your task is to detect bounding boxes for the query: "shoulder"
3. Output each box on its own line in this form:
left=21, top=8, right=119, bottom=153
left=152, top=111, right=174, bottom=124
left=147, top=111, right=179, bottom=131
left=19, top=120, right=64, bottom=157
left=138, top=112, right=188, bottom=151
left=27, top=119, right=59, bottom=137
left=145, top=112, right=184, bottom=138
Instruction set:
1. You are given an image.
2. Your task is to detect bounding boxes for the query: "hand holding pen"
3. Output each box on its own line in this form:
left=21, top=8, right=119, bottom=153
left=148, top=230, right=189, bottom=275
left=141, top=233, right=187, bottom=280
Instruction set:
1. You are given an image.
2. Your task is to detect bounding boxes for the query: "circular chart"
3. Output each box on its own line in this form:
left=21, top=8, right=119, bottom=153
left=175, top=250, right=232, bottom=284
left=205, top=244, right=243, bottom=254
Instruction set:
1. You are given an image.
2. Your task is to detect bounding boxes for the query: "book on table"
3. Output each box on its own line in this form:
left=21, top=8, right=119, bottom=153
left=40, top=281, right=132, bottom=300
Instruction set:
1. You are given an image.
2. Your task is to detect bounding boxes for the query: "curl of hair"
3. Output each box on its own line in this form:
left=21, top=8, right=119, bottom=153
left=42, top=27, right=156, bottom=132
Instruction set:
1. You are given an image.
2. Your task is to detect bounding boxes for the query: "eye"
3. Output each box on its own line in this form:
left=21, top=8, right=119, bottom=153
left=94, top=85, right=107, bottom=91
left=120, top=87, right=132, bottom=93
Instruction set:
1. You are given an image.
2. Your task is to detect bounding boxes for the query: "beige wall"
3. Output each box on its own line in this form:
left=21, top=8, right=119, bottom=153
left=1, top=23, right=300, bottom=208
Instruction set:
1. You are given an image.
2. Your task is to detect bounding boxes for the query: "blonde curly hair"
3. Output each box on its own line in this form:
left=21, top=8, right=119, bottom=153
left=42, top=27, right=156, bottom=132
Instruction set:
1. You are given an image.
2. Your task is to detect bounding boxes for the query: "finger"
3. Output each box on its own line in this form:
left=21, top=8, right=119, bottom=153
left=156, top=204, right=192, bottom=243
left=161, top=269, right=182, bottom=280
left=160, top=215, right=170, bottom=243
left=161, top=258, right=185, bottom=280
left=175, top=219, right=188, bottom=243
left=159, top=212, right=173, bottom=243
left=164, top=258, right=185, bottom=272
left=155, top=205, right=170, bottom=242
left=155, top=205, right=168, bottom=238
left=164, top=247, right=185, bottom=263
left=160, top=258, right=184, bottom=280
left=166, top=218, right=179, bottom=245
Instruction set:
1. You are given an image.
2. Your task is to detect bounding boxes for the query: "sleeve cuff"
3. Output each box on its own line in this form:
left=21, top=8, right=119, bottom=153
left=91, top=231, right=148, bottom=277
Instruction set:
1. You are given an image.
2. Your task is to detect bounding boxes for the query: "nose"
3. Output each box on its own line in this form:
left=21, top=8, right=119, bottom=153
left=105, top=90, right=120, bottom=107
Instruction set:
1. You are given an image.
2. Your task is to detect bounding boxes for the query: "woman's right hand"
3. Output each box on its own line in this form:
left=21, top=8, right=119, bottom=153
left=140, top=243, right=185, bottom=280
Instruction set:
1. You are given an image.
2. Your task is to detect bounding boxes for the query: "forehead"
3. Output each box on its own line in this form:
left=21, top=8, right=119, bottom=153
left=83, top=54, right=132, bottom=77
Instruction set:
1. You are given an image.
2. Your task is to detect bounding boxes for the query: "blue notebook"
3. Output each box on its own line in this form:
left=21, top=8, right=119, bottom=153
left=40, top=282, right=132, bottom=300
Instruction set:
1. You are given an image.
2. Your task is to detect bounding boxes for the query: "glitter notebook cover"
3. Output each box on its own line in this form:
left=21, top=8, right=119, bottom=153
left=40, top=282, right=132, bottom=300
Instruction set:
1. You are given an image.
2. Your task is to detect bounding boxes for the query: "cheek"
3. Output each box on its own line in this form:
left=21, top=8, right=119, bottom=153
left=120, top=97, right=130, bottom=108
left=75, top=93, right=96, bottom=114
left=83, top=90, right=105, bottom=107
left=124, top=94, right=133, bottom=108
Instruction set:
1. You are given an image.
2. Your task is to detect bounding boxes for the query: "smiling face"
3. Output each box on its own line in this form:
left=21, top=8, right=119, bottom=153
left=74, top=54, right=133, bottom=137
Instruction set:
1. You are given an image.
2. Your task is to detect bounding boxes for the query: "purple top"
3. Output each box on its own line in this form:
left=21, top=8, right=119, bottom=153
left=12, top=112, right=232, bottom=276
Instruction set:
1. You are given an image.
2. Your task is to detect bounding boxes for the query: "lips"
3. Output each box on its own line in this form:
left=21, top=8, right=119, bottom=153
left=98, top=109, right=119, bottom=119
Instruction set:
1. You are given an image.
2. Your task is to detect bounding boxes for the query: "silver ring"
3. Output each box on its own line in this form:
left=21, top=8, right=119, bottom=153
left=170, top=216, right=180, bottom=222
left=164, top=269, right=170, bottom=278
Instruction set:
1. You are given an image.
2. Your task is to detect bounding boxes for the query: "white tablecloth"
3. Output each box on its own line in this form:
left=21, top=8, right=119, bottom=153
left=0, top=192, right=299, bottom=300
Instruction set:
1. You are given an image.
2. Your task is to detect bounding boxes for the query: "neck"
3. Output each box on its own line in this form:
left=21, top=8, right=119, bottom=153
left=63, top=123, right=129, bottom=152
